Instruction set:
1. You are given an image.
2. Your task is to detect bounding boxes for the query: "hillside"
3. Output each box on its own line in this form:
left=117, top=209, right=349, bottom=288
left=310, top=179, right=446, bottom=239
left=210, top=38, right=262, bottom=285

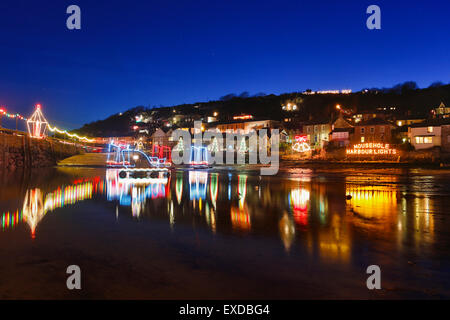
left=73, top=82, right=450, bottom=137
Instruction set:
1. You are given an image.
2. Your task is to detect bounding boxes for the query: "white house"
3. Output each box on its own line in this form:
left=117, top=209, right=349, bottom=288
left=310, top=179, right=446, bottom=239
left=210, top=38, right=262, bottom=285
left=409, top=122, right=442, bottom=150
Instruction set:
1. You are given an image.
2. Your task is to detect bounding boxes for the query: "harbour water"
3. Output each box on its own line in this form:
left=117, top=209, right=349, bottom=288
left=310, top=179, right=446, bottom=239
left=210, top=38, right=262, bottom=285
left=0, top=165, right=449, bottom=299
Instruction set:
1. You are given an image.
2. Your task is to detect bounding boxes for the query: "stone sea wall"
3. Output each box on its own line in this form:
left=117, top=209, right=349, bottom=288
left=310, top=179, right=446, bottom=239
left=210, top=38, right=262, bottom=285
left=0, top=132, right=83, bottom=170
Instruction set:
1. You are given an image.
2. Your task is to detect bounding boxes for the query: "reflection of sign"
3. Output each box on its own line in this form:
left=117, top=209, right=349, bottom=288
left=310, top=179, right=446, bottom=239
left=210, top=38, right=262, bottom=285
left=346, top=143, right=397, bottom=155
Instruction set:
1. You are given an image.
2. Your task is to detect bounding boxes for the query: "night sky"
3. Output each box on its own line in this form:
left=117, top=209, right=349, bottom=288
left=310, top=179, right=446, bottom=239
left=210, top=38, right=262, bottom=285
left=0, top=0, right=449, bottom=129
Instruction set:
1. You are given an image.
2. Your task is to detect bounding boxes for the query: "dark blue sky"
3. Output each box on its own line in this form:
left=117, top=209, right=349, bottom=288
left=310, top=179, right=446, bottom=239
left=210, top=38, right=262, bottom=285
left=0, top=0, right=449, bottom=129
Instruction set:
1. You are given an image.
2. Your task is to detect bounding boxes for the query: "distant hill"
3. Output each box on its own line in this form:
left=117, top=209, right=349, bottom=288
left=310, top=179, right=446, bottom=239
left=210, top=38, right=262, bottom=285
left=73, top=82, right=450, bottom=137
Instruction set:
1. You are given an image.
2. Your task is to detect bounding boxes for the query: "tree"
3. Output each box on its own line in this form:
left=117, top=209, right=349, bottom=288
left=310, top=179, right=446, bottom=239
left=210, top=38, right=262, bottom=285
left=428, top=81, right=444, bottom=88
left=220, top=93, right=237, bottom=101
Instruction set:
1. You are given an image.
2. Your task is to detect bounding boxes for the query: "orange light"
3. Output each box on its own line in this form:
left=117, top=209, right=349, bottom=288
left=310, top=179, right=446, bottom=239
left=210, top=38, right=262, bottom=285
left=233, top=115, right=253, bottom=120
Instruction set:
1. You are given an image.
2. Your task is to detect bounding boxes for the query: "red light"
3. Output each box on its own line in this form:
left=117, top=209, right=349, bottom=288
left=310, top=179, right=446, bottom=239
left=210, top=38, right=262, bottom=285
left=36, top=104, right=41, bottom=109
left=295, top=135, right=307, bottom=142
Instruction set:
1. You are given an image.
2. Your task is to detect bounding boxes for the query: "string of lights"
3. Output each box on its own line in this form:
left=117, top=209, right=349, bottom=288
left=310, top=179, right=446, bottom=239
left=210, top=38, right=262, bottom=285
left=47, top=125, right=95, bottom=142
left=25, top=104, right=95, bottom=142
left=0, top=107, right=27, bottom=120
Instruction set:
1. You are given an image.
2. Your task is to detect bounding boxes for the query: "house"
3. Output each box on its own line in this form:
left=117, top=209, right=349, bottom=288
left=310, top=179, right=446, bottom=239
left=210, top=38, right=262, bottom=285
left=213, top=119, right=281, bottom=134
left=301, top=120, right=332, bottom=149
left=353, top=110, right=387, bottom=123
left=394, top=116, right=427, bottom=127
left=329, top=114, right=354, bottom=147
left=352, top=118, right=395, bottom=144
left=409, top=119, right=450, bottom=150
left=150, top=128, right=172, bottom=147
left=433, top=102, right=450, bottom=118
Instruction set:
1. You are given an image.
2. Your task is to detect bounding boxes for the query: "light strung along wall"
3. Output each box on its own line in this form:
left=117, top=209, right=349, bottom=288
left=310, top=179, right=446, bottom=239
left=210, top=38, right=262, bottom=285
left=26, top=104, right=94, bottom=142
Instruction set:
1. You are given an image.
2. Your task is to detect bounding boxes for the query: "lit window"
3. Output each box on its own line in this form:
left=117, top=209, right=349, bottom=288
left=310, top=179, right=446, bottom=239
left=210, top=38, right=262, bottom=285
left=397, top=121, right=403, bottom=126
left=424, top=137, right=433, bottom=144
left=361, top=137, right=365, bottom=142
left=427, top=126, right=434, bottom=133
left=415, top=137, right=424, bottom=144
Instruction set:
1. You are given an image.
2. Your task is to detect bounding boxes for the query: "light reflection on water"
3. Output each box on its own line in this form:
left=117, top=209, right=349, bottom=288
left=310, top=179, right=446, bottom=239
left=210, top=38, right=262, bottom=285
left=0, top=167, right=448, bottom=264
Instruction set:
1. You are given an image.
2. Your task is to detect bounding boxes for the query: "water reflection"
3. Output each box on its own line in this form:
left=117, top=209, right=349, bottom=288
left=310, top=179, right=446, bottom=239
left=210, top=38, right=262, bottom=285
left=0, top=167, right=446, bottom=265
left=106, top=169, right=169, bottom=218
left=2, top=177, right=103, bottom=237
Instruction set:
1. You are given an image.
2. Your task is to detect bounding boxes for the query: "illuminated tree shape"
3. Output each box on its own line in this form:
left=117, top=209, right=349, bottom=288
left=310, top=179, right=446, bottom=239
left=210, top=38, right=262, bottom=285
left=173, top=137, right=184, bottom=152
left=135, top=140, right=144, bottom=151
left=22, top=188, right=45, bottom=239
left=208, top=137, right=219, bottom=153
left=238, top=137, right=248, bottom=154
left=27, top=105, right=48, bottom=138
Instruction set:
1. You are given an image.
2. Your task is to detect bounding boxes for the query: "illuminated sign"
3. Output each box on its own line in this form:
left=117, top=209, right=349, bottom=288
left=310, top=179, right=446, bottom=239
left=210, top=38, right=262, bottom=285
left=346, top=143, right=397, bottom=155
left=233, top=115, right=253, bottom=120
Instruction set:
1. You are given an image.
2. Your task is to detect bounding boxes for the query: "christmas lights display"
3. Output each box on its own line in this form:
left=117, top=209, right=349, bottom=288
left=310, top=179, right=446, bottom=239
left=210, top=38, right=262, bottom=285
left=208, top=137, right=220, bottom=153
left=238, top=137, right=248, bottom=154
left=26, top=104, right=48, bottom=138
left=173, top=137, right=184, bottom=152
left=47, top=125, right=95, bottom=142
left=135, top=140, right=144, bottom=151
left=0, top=107, right=27, bottom=120
left=107, top=142, right=132, bottom=167
left=346, top=143, right=397, bottom=156
left=152, top=144, right=172, bottom=164
left=292, top=135, right=311, bottom=153
left=25, top=104, right=94, bottom=142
